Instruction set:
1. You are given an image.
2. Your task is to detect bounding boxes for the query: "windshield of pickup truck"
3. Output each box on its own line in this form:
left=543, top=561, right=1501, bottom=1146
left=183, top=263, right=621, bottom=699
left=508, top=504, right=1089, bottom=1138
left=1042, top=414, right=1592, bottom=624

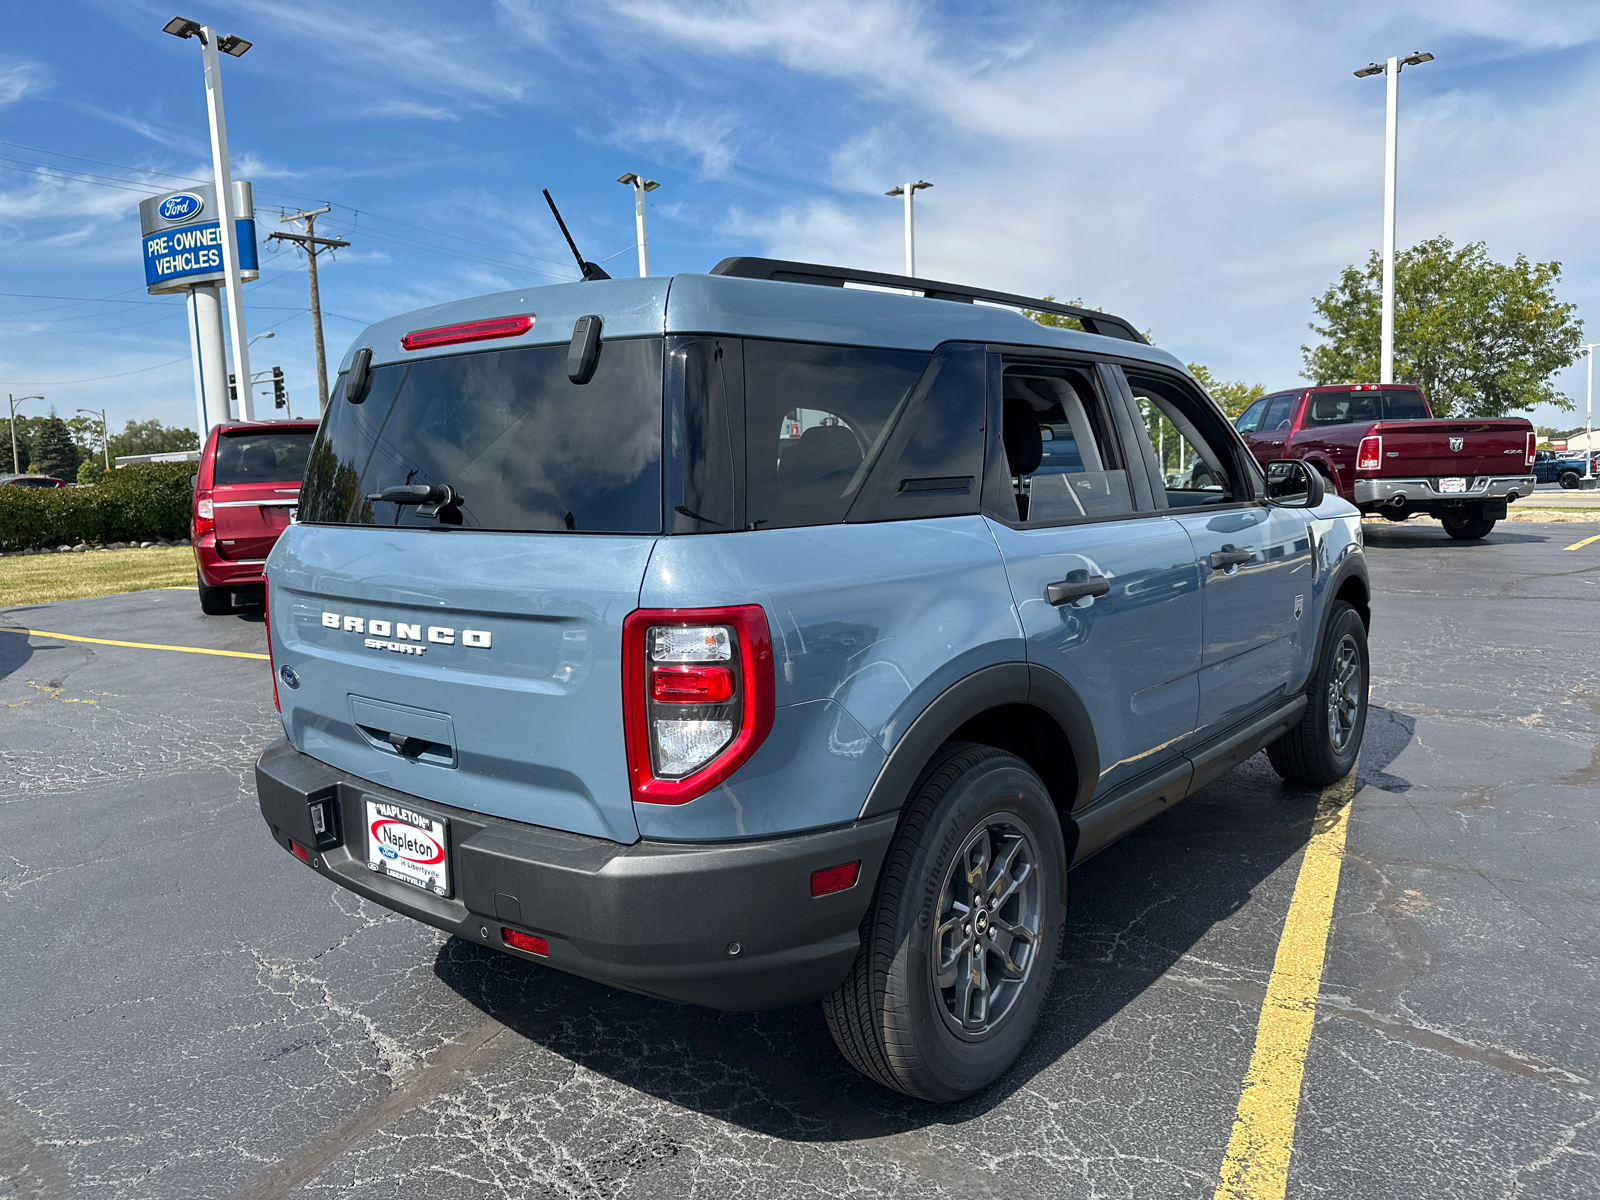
left=298, top=339, right=663, bottom=533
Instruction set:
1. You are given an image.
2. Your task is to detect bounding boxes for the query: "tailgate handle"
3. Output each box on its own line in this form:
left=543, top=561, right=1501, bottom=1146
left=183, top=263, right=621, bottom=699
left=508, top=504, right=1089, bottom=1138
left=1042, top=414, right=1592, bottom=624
left=386, top=732, right=431, bottom=758
left=1046, top=574, right=1110, bottom=606
left=1210, top=545, right=1252, bottom=570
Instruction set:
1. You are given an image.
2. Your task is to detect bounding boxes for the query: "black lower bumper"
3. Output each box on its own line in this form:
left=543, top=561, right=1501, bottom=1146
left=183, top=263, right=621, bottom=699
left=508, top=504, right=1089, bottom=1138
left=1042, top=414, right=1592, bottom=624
left=255, top=739, right=896, bottom=1010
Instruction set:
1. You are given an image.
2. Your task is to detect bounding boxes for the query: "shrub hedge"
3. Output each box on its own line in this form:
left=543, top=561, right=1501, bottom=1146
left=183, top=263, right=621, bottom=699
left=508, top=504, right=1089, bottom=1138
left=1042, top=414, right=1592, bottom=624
left=0, top=463, right=194, bottom=551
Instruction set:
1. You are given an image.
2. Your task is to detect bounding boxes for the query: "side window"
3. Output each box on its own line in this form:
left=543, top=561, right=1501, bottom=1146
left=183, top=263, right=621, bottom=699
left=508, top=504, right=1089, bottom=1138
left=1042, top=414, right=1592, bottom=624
left=1261, top=393, right=1297, bottom=433
left=994, top=363, right=1135, bottom=524
left=744, top=341, right=929, bottom=530
left=1125, top=372, right=1243, bottom=508
left=1234, top=396, right=1269, bottom=433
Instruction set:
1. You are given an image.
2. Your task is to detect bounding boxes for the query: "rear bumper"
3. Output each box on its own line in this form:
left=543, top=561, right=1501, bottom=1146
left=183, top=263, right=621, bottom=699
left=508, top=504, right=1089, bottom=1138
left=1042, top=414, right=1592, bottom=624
left=1353, top=474, right=1535, bottom=508
left=193, top=533, right=267, bottom=588
left=255, top=738, right=895, bottom=1010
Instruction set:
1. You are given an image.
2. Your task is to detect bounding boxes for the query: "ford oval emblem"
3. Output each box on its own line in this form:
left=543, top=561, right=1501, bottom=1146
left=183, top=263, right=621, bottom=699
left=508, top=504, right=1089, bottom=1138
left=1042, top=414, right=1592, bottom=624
left=279, top=664, right=301, bottom=690
left=158, top=192, right=204, bottom=222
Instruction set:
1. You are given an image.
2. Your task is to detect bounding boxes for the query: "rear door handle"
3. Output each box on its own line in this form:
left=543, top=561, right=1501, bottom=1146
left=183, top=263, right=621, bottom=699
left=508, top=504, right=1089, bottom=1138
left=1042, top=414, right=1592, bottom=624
left=1046, top=575, right=1110, bottom=606
left=1209, top=544, right=1252, bottom=570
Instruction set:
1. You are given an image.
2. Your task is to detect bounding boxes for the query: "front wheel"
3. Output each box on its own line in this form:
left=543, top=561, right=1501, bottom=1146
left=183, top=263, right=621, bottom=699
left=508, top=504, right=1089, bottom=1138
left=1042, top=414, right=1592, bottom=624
left=823, top=743, right=1066, bottom=1102
left=1267, top=601, right=1368, bottom=786
left=1442, top=508, right=1496, bottom=540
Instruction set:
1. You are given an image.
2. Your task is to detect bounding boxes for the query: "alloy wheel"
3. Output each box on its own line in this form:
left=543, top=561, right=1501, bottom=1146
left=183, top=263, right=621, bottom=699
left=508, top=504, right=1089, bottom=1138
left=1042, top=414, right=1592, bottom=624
left=1326, top=632, right=1363, bottom=753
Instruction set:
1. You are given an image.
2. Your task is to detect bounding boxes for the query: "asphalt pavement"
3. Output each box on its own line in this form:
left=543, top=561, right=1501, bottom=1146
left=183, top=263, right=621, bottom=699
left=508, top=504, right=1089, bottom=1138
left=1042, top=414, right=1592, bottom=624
left=2, top=523, right=1597, bottom=1199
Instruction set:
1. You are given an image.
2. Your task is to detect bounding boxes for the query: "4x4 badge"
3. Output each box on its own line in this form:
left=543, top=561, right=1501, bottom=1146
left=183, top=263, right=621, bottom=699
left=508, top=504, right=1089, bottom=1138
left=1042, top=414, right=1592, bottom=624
left=1449, top=436, right=1464, bottom=452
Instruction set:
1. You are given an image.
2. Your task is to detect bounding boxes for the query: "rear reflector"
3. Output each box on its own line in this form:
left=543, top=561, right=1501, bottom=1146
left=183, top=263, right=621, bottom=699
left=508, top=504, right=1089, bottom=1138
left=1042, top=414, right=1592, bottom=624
left=289, top=839, right=310, bottom=864
left=651, top=664, right=736, bottom=704
left=501, top=927, right=549, bottom=956
left=811, top=860, right=861, bottom=897
left=401, top=314, right=534, bottom=351
left=1357, top=435, right=1382, bottom=471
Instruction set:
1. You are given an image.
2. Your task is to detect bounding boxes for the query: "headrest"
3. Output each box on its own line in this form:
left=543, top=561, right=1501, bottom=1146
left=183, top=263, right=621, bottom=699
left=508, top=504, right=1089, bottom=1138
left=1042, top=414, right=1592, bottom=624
left=781, top=424, right=860, bottom=480
left=1311, top=396, right=1343, bottom=421
left=239, top=444, right=280, bottom=477
left=1003, top=396, right=1043, bottom=476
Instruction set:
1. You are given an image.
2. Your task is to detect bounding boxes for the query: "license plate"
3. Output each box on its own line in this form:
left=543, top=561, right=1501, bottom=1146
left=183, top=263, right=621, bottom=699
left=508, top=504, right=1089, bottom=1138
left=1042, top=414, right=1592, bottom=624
left=1439, top=477, right=1467, bottom=493
left=364, top=799, right=450, bottom=896
left=288, top=506, right=298, bottom=524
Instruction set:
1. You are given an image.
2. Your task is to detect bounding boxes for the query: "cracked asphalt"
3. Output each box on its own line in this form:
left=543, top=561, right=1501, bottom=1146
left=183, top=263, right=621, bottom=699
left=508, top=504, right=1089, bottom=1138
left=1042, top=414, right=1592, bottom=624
left=2, top=521, right=1597, bottom=1199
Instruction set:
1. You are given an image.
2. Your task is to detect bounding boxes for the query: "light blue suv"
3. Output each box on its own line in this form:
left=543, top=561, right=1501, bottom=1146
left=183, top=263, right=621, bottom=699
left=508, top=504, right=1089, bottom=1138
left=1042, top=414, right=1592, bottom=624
left=256, top=257, right=1370, bottom=1101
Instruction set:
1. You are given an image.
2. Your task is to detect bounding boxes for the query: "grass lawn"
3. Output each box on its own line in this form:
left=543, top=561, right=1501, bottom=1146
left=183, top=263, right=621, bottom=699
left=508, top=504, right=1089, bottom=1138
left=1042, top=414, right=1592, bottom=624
left=0, top=547, right=197, bottom=607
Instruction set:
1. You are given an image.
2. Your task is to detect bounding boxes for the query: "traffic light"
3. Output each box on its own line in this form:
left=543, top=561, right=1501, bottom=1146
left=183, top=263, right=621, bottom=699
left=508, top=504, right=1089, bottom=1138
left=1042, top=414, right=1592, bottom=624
left=228, top=373, right=237, bottom=402
left=271, top=366, right=287, bottom=409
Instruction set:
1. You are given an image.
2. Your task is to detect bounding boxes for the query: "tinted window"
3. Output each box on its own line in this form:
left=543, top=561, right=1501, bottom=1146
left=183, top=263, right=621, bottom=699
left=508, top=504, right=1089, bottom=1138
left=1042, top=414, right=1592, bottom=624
left=1303, top=390, right=1375, bottom=426
left=1381, top=389, right=1429, bottom=420
left=744, top=341, right=929, bottom=529
left=213, top=429, right=315, bottom=485
left=299, top=339, right=662, bottom=533
left=996, top=364, right=1135, bottom=523
left=672, top=337, right=743, bottom=533
left=1235, top=397, right=1269, bottom=433
left=1261, top=394, right=1297, bottom=433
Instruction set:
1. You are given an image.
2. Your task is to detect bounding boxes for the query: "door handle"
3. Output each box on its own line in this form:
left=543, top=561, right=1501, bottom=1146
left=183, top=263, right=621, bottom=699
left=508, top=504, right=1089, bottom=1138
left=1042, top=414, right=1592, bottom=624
left=1046, top=575, right=1111, bottom=606
left=1209, top=544, right=1252, bottom=570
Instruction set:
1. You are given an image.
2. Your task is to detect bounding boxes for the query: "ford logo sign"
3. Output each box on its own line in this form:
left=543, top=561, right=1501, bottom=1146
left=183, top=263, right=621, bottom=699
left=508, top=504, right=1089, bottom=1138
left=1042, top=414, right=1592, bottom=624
left=158, top=192, right=204, bottom=222
left=279, top=664, right=300, bottom=690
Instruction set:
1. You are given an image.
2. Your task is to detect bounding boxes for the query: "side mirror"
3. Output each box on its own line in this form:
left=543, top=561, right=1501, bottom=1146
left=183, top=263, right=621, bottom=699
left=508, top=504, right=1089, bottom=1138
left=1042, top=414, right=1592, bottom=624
left=345, top=347, right=373, bottom=404
left=1265, top=459, right=1324, bottom=508
left=190, top=474, right=198, bottom=489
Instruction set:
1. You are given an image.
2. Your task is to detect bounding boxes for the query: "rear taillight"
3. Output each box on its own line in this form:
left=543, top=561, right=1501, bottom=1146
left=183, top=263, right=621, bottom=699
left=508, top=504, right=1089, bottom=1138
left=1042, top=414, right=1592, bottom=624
left=194, top=491, right=214, bottom=538
left=1526, top=432, right=1537, bottom=467
left=1357, top=435, right=1382, bottom=471
left=622, top=606, right=774, bottom=805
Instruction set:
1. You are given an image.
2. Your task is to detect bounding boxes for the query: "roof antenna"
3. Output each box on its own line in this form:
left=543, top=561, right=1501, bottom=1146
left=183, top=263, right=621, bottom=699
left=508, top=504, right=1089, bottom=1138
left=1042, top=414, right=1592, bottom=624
left=543, top=189, right=611, bottom=281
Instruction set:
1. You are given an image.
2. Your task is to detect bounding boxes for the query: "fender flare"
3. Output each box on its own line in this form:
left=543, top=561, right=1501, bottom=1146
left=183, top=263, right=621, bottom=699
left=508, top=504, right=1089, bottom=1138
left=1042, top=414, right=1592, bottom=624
left=1300, top=453, right=1341, bottom=496
left=857, top=662, right=1099, bottom=819
left=1310, top=549, right=1371, bottom=680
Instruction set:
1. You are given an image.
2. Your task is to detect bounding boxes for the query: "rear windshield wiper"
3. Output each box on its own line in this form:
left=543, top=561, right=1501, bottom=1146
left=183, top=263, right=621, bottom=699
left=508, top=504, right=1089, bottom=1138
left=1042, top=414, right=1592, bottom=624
left=367, top=484, right=463, bottom=520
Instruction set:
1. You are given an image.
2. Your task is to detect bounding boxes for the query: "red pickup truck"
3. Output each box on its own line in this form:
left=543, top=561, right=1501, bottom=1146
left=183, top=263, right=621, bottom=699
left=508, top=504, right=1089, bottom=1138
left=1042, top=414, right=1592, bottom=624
left=1233, top=384, right=1536, bottom=540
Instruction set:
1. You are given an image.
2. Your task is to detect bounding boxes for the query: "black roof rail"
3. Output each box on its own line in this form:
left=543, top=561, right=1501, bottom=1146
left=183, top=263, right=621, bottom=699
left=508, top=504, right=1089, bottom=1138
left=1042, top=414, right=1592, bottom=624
left=708, top=257, right=1146, bottom=344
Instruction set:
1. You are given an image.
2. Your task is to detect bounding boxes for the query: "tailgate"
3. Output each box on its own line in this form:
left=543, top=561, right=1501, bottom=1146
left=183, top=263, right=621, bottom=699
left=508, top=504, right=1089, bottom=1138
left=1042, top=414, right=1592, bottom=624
left=1373, top=420, right=1531, bottom=478
left=213, top=483, right=297, bottom=559
left=269, top=526, right=654, bottom=844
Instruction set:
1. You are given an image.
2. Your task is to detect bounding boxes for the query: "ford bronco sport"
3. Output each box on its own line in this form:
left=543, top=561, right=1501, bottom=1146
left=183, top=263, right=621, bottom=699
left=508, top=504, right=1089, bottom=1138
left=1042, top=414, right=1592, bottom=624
left=255, top=258, right=1370, bottom=1102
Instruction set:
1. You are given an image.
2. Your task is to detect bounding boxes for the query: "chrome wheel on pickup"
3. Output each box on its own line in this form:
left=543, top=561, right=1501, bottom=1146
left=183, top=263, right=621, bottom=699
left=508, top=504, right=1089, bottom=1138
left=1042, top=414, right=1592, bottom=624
left=823, top=743, right=1066, bottom=1102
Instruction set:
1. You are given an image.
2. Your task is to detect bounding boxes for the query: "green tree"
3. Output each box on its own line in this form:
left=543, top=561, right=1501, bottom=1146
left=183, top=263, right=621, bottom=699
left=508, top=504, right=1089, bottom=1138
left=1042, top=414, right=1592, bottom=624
left=1302, top=236, right=1583, bottom=418
left=1187, top=364, right=1265, bottom=421
left=77, top=458, right=109, bottom=486
left=106, top=419, right=200, bottom=461
left=1024, top=295, right=1093, bottom=331
left=27, top=411, right=82, bottom=479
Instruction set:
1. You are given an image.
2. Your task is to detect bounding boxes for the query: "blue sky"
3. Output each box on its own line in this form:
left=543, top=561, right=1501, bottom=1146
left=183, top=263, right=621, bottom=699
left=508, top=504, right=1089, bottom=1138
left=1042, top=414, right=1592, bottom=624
left=4, top=0, right=1600, bottom=435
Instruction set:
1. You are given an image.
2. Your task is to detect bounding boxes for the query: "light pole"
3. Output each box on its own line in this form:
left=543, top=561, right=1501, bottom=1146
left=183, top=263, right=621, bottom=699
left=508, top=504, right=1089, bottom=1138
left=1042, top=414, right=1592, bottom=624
left=1355, top=51, right=1434, bottom=384
left=884, top=181, right=932, bottom=276
left=1581, top=343, right=1597, bottom=482
left=163, top=15, right=257, bottom=419
left=76, top=408, right=111, bottom=471
left=8, top=395, right=43, bottom=475
left=616, top=174, right=660, bottom=278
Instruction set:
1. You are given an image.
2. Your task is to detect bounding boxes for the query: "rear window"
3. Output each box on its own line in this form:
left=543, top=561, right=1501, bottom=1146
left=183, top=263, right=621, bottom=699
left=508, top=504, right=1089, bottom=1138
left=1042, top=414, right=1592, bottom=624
left=1381, top=389, right=1429, bottom=420
left=743, top=341, right=930, bottom=529
left=298, top=339, right=663, bottom=533
left=213, top=429, right=315, bottom=485
left=1303, top=390, right=1377, bottom=427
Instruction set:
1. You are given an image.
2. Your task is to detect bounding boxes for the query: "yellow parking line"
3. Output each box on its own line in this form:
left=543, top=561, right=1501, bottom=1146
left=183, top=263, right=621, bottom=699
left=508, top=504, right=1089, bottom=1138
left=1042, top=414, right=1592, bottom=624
left=1564, top=532, right=1600, bottom=551
left=0, top=627, right=268, bottom=660
left=1213, top=770, right=1357, bottom=1200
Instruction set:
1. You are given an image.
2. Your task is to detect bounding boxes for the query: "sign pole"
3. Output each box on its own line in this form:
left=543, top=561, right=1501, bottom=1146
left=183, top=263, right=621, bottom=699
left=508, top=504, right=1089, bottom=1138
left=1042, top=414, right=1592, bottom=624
left=200, top=26, right=253, bottom=420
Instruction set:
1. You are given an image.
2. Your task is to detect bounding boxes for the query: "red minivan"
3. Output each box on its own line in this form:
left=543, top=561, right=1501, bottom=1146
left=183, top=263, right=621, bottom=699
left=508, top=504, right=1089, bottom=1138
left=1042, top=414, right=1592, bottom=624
left=192, top=420, right=320, bottom=615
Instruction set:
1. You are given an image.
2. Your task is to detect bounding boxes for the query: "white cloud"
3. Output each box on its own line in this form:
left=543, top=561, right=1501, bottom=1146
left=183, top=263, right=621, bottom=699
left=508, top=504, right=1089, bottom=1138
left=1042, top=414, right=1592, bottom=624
left=612, top=106, right=742, bottom=178
left=0, top=58, right=47, bottom=105
left=363, top=99, right=460, bottom=122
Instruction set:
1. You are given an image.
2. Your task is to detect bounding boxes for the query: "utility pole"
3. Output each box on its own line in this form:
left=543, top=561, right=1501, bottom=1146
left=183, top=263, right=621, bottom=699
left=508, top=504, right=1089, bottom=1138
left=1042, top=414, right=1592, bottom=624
left=269, top=207, right=348, bottom=414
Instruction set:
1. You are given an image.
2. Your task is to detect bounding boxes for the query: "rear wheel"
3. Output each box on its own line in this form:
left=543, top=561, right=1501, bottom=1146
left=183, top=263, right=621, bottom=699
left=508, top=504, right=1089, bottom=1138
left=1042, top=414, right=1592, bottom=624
left=823, top=743, right=1066, bottom=1102
left=1560, top=470, right=1580, bottom=490
left=1442, top=507, right=1496, bottom=540
left=197, top=572, right=232, bottom=615
left=1267, top=601, right=1368, bottom=786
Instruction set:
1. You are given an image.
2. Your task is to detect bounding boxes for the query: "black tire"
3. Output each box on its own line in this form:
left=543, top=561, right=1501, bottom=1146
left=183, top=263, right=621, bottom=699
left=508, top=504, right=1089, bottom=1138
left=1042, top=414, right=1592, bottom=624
left=197, top=572, right=232, bottom=615
left=1560, top=471, right=1580, bottom=490
left=1442, top=508, right=1496, bottom=540
left=1267, top=601, right=1368, bottom=787
left=822, top=743, right=1067, bottom=1102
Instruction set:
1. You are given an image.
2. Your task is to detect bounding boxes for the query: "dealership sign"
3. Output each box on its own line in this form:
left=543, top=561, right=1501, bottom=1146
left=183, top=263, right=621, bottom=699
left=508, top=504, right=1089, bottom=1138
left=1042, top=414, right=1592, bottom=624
left=138, top=182, right=259, bottom=295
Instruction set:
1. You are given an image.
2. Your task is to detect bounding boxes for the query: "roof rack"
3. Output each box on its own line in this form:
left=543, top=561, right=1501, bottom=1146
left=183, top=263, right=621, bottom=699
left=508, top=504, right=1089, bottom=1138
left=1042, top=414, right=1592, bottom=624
left=708, top=257, right=1146, bottom=344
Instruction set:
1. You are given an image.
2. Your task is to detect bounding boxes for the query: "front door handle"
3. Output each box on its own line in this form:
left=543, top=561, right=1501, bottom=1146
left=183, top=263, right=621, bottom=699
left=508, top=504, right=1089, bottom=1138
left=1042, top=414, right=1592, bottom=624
left=1209, top=544, right=1252, bottom=570
left=1046, top=575, right=1110, bottom=606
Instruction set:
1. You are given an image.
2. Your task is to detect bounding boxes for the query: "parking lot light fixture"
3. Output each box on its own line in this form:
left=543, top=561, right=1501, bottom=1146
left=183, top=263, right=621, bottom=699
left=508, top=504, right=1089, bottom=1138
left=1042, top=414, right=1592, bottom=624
left=617, top=173, right=660, bottom=278
left=884, top=181, right=932, bottom=276
left=76, top=408, right=111, bottom=471
left=1582, top=343, right=1597, bottom=480
left=1356, top=51, right=1434, bottom=384
left=8, top=394, right=44, bottom=475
